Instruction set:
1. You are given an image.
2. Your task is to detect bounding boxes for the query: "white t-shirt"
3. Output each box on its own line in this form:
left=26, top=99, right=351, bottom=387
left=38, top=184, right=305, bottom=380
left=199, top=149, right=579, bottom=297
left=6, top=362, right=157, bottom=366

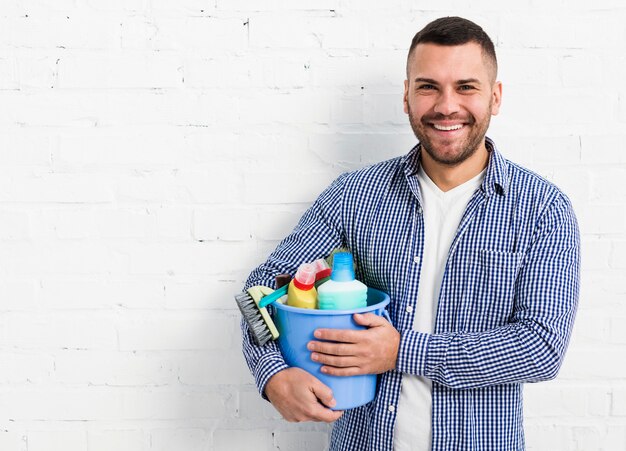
left=393, top=166, right=485, bottom=451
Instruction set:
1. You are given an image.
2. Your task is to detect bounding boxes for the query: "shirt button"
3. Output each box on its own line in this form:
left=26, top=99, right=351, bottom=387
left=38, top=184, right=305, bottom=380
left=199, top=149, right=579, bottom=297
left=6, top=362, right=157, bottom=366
left=406, top=305, right=413, bottom=313
left=413, top=256, right=420, bottom=264
left=388, top=404, right=395, bottom=412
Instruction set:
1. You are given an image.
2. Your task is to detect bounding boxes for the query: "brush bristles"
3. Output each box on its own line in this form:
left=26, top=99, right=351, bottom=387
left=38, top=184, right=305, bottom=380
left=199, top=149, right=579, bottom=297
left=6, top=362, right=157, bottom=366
left=235, top=293, right=272, bottom=347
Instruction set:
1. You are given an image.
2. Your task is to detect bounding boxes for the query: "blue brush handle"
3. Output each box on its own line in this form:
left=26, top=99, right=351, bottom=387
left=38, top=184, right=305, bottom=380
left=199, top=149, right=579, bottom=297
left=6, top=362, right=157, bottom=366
left=259, top=284, right=289, bottom=309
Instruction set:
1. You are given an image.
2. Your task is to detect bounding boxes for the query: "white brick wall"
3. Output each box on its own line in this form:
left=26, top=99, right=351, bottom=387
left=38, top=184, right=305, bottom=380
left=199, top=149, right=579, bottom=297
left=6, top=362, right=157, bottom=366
left=0, top=1, right=624, bottom=450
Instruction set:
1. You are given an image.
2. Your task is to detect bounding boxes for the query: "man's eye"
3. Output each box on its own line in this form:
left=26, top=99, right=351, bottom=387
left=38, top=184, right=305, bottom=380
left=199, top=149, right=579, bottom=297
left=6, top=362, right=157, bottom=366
left=459, top=85, right=475, bottom=91
left=417, top=84, right=436, bottom=90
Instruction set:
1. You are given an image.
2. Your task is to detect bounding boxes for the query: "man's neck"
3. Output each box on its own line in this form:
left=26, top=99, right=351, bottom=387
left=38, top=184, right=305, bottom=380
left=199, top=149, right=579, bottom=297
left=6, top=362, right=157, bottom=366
left=420, top=145, right=489, bottom=192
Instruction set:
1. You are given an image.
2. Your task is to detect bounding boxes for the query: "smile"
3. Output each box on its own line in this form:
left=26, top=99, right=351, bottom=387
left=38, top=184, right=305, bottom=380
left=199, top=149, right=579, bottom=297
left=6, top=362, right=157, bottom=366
left=432, top=123, right=464, bottom=131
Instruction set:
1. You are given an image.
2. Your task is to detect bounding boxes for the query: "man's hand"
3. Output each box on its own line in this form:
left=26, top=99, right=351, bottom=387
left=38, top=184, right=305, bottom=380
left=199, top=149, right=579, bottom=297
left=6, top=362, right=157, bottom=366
left=264, top=367, right=344, bottom=423
left=307, top=312, right=400, bottom=376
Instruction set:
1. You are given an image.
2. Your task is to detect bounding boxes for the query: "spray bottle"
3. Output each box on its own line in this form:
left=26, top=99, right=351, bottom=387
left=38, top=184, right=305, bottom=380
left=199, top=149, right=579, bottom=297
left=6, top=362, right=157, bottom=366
left=312, top=258, right=332, bottom=289
left=317, top=252, right=368, bottom=310
left=286, top=263, right=317, bottom=309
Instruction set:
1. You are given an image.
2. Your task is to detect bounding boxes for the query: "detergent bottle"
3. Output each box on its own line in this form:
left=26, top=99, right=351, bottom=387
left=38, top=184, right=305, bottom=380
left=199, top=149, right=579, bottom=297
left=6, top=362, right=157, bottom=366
left=312, top=258, right=332, bottom=289
left=317, top=252, right=368, bottom=310
left=286, top=263, right=317, bottom=309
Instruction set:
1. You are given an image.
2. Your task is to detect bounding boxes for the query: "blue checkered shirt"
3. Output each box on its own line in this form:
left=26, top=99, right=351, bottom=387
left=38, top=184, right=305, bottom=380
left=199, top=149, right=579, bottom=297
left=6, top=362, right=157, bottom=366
left=241, top=138, right=580, bottom=451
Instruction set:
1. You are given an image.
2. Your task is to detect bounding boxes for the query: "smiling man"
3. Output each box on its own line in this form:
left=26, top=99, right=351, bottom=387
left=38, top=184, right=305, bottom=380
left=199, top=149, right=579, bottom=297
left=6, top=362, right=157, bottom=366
left=241, top=16, right=580, bottom=451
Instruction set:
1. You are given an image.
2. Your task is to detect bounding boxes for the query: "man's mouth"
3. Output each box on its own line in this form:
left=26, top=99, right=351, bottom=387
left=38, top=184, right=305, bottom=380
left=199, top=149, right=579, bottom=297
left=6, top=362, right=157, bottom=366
left=432, top=123, right=464, bottom=131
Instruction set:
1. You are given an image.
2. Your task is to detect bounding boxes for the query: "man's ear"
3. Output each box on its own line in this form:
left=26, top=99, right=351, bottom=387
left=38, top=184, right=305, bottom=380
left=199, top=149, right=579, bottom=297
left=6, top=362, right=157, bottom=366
left=403, top=79, right=409, bottom=114
left=491, top=81, right=503, bottom=116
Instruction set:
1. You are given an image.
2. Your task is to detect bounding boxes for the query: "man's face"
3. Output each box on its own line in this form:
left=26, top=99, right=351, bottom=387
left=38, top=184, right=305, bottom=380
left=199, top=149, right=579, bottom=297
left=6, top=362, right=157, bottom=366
left=403, top=42, right=502, bottom=166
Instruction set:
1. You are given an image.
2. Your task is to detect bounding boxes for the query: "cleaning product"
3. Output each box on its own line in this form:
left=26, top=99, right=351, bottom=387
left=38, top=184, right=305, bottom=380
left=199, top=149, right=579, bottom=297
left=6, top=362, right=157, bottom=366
left=287, top=263, right=317, bottom=309
left=235, top=285, right=285, bottom=346
left=312, top=258, right=332, bottom=288
left=317, top=252, right=368, bottom=310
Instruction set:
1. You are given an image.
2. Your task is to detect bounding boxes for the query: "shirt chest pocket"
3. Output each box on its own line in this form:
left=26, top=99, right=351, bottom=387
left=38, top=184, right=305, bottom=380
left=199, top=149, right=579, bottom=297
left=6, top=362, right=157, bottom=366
left=474, top=249, right=524, bottom=326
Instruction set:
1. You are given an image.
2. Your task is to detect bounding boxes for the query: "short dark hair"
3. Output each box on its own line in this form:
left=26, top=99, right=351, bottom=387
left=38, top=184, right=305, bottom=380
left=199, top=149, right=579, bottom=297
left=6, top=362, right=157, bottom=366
left=407, top=16, right=497, bottom=80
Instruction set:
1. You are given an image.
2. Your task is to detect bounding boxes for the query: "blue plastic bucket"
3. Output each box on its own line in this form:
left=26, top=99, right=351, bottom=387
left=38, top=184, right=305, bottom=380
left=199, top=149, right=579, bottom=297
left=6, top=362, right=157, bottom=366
left=273, top=287, right=390, bottom=410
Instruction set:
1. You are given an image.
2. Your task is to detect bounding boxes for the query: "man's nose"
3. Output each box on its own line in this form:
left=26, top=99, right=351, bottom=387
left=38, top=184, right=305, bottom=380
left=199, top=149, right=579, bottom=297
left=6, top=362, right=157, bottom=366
left=433, top=89, right=460, bottom=116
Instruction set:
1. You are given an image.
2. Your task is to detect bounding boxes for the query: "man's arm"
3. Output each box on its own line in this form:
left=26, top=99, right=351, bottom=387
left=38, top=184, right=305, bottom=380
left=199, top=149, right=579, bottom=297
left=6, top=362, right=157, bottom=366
left=240, top=174, right=348, bottom=420
left=311, top=194, right=580, bottom=389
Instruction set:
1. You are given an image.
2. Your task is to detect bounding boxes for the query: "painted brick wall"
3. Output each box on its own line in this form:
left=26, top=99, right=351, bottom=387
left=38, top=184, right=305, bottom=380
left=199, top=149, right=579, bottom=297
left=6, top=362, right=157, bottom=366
left=0, top=1, right=624, bottom=450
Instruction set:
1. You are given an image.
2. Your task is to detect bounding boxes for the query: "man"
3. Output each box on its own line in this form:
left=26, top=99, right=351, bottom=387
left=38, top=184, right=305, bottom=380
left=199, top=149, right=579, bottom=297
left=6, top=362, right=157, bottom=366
left=241, top=16, right=580, bottom=451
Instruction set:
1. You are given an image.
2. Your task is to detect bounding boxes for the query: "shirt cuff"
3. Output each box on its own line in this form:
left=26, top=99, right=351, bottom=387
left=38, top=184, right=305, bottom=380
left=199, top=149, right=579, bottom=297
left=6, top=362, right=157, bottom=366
left=254, top=352, right=290, bottom=401
left=396, top=330, right=430, bottom=375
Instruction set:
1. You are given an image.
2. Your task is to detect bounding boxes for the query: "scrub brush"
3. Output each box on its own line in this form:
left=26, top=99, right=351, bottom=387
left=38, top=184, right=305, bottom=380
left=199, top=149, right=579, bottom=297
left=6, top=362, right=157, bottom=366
left=235, top=284, right=288, bottom=346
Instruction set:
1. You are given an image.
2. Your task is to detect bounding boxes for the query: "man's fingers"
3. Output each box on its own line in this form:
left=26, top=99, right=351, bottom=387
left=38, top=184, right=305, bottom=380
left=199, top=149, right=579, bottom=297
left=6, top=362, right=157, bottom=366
left=352, top=312, right=386, bottom=327
left=308, top=340, right=354, bottom=356
left=321, top=364, right=361, bottom=377
left=310, top=378, right=336, bottom=408
left=313, top=328, right=360, bottom=343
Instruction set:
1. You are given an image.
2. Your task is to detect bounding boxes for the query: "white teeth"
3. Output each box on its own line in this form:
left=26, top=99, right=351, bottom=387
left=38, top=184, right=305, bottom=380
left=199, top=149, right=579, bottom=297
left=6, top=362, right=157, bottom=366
left=433, top=124, right=463, bottom=131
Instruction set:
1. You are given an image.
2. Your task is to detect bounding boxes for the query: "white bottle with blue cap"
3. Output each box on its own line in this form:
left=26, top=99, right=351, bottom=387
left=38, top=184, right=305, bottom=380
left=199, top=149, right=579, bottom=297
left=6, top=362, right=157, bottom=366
left=317, top=252, right=368, bottom=310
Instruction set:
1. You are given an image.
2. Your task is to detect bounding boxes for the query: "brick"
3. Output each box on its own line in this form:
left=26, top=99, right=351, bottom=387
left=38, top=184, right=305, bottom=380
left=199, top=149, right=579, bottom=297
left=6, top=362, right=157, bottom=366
left=572, top=426, right=603, bottom=451
left=274, top=430, right=330, bottom=451
left=0, top=430, right=26, bottom=451
left=498, top=49, right=561, bottom=87
left=255, top=207, right=306, bottom=241
left=0, top=352, right=54, bottom=384
left=0, top=128, right=54, bottom=166
left=307, top=132, right=413, bottom=168
left=121, top=388, right=236, bottom=420
left=610, top=316, right=626, bottom=343
left=581, top=134, right=626, bottom=164
left=0, top=387, right=123, bottom=420
left=572, top=312, right=610, bottom=345
left=150, top=17, right=248, bottom=52
left=213, top=429, right=273, bottom=451
left=239, top=90, right=331, bottom=125
left=614, top=389, right=626, bottom=416
left=0, top=280, right=37, bottom=310
left=164, top=278, right=241, bottom=310
left=176, top=350, right=253, bottom=386
left=0, top=174, right=112, bottom=203
left=128, top=242, right=256, bottom=276
left=610, top=241, right=626, bottom=270
left=591, top=168, right=626, bottom=203
left=249, top=15, right=321, bottom=49
left=193, top=207, right=254, bottom=241
left=39, top=277, right=165, bottom=309
left=27, top=430, right=87, bottom=451
left=237, top=387, right=282, bottom=420
left=5, top=15, right=121, bottom=49
left=243, top=170, right=336, bottom=204
left=149, top=428, right=208, bottom=451
left=561, top=52, right=603, bottom=88
left=578, top=204, right=625, bottom=236
left=56, top=126, right=184, bottom=168
left=94, top=208, right=154, bottom=239
left=215, top=0, right=338, bottom=11
left=0, top=57, right=17, bottom=90
left=155, top=206, right=192, bottom=239
left=54, top=350, right=174, bottom=386
left=88, top=429, right=146, bottom=451
left=4, top=311, right=118, bottom=350
left=37, top=243, right=129, bottom=275
left=525, top=382, right=586, bottom=418
left=524, top=423, right=572, bottom=451
left=604, top=425, right=626, bottom=450
left=580, top=238, right=611, bottom=271
left=58, top=51, right=184, bottom=89
left=117, top=311, right=238, bottom=351
left=558, top=346, right=624, bottom=380
left=82, top=0, right=147, bottom=12
left=0, top=210, right=31, bottom=240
